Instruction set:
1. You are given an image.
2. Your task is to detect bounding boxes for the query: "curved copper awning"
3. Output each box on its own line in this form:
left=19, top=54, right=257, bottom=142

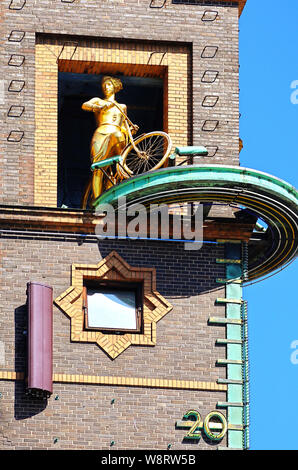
left=93, top=164, right=298, bottom=283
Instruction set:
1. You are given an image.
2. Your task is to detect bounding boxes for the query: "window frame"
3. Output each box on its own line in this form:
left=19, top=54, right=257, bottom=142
left=82, top=280, right=143, bottom=333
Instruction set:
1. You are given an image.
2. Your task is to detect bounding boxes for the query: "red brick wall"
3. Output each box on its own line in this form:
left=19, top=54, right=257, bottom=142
left=0, top=0, right=241, bottom=451
left=0, top=236, right=228, bottom=450
left=0, top=0, right=240, bottom=206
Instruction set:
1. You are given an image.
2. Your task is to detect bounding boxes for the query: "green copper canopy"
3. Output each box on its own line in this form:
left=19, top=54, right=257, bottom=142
left=93, top=164, right=298, bottom=282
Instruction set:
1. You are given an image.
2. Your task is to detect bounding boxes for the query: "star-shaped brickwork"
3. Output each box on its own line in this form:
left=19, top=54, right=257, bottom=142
left=54, top=251, right=172, bottom=359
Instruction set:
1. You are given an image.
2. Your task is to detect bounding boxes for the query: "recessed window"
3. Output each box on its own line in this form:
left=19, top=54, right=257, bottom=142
left=83, top=281, right=143, bottom=333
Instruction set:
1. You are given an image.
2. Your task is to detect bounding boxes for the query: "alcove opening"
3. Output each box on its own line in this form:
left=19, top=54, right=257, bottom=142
left=57, top=62, right=167, bottom=208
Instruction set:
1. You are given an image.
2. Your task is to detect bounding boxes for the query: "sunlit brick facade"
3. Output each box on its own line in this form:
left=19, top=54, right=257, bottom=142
left=0, top=0, right=251, bottom=451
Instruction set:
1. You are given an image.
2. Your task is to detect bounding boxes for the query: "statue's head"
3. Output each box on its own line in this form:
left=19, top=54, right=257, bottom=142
left=102, top=76, right=123, bottom=96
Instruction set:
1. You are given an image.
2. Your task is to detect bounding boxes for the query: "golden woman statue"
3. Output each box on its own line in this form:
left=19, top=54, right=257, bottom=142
left=82, top=76, right=138, bottom=204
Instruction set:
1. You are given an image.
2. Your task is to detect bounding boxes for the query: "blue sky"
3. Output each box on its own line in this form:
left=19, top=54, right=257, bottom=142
left=239, top=1, right=298, bottom=450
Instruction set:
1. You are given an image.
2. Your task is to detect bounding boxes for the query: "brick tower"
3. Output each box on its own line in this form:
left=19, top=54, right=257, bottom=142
left=0, top=0, right=297, bottom=452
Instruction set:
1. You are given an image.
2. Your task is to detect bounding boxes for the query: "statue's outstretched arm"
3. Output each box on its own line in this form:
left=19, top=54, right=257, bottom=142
left=82, top=97, right=109, bottom=112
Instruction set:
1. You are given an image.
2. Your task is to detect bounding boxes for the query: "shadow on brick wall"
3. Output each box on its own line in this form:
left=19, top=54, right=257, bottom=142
left=14, top=304, right=47, bottom=420
left=98, top=240, right=225, bottom=298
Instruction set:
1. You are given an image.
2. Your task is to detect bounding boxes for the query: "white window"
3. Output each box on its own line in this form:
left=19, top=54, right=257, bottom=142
left=83, top=283, right=142, bottom=332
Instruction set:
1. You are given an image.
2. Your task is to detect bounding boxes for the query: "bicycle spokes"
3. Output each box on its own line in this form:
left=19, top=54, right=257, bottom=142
left=120, top=132, right=172, bottom=177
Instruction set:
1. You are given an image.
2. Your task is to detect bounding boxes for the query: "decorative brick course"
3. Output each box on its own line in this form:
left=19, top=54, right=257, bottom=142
left=0, top=369, right=227, bottom=392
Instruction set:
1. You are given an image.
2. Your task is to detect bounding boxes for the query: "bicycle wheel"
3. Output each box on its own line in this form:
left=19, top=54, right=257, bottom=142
left=117, top=131, right=172, bottom=179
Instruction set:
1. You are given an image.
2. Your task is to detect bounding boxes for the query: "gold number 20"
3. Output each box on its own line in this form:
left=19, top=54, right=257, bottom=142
left=183, top=410, right=202, bottom=440
left=178, top=410, right=228, bottom=442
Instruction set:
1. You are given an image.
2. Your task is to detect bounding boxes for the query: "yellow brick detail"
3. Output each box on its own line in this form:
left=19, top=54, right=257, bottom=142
left=34, top=38, right=190, bottom=206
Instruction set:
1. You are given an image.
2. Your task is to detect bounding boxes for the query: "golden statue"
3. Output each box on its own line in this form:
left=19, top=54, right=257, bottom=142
left=82, top=76, right=138, bottom=204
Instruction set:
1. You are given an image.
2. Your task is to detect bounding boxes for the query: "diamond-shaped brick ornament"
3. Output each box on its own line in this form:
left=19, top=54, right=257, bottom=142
left=54, top=251, right=172, bottom=359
